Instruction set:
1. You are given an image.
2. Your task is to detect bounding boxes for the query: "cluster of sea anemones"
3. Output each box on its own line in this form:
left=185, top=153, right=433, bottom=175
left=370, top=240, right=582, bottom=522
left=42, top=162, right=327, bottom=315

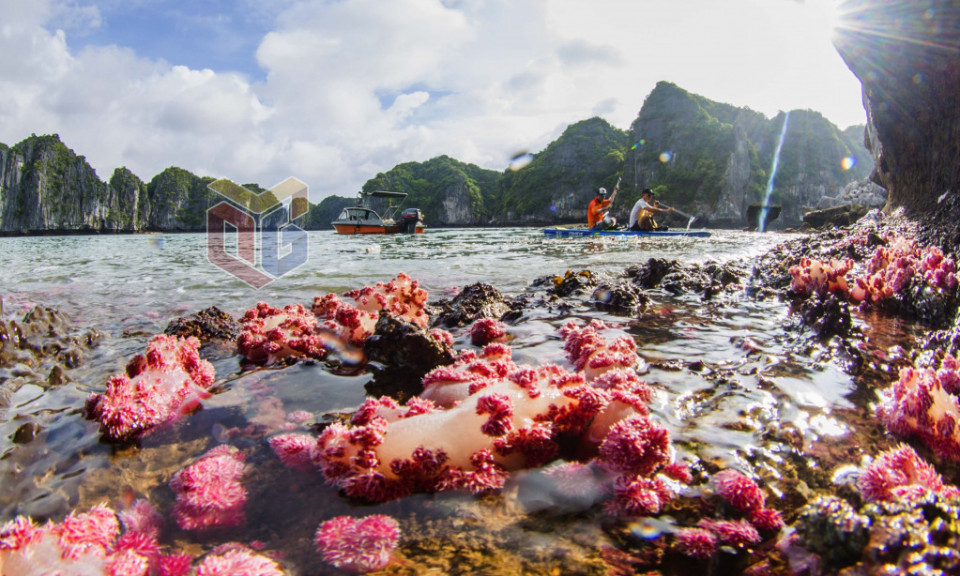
left=84, top=334, right=215, bottom=441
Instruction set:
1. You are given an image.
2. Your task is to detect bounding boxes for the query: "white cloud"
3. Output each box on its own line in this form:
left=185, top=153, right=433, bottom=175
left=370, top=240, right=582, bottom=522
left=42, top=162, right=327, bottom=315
left=0, top=0, right=868, bottom=201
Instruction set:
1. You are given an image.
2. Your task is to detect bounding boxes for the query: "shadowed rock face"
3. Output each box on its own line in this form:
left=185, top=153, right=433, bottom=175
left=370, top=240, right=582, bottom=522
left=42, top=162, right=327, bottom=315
left=833, top=0, right=960, bottom=231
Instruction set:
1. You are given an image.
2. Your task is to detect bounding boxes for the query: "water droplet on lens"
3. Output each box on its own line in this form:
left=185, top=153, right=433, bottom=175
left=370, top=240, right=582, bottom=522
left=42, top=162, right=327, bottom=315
left=508, top=152, right=534, bottom=171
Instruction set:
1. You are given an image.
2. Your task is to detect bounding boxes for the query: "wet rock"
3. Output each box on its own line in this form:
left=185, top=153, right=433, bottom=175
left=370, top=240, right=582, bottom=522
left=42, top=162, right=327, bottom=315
left=790, top=491, right=960, bottom=575
left=164, top=306, right=240, bottom=344
left=363, top=312, right=457, bottom=400
left=793, top=496, right=870, bottom=569
left=590, top=282, right=649, bottom=315
left=430, top=282, right=511, bottom=328
left=834, top=0, right=960, bottom=233
left=530, top=269, right=598, bottom=297
left=654, top=261, right=745, bottom=298
left=802, top=205, right=872, bottom=230
left=0, top=306, right=101, bottom=368
left=12, top=421, right=42, bottom=444
left=0, top=305, right=101, bottom=391
left=626, top=258, right=679, bottom=289
left=893, top=280, right=960, bottom=328
left=799, top=294, right=853, bottom=340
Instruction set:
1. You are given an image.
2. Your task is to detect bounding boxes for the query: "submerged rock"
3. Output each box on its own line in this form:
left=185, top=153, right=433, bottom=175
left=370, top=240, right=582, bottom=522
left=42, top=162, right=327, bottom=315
left=0, top=305, right=101, bottom=391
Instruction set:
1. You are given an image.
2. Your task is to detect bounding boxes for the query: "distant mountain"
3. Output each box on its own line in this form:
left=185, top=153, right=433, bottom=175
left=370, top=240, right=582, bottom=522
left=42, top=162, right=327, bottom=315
left=621, top=81, right=872, bottom=227
left=496, top=117, right=628, bottom=224
left=0, top=82, right=876, bottom=234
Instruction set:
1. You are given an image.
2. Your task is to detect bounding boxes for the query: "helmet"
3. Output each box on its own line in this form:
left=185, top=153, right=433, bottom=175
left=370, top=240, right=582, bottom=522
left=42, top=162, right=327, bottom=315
left=597, top=187, right=608, bottom=197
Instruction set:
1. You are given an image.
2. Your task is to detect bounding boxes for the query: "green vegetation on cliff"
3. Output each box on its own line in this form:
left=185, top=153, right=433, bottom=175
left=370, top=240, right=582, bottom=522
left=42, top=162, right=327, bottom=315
left=498, top=118, right=628, bottom=222
left=0, top=81, right=876, bottom=233
left=360, top=155, right=500, bottom=226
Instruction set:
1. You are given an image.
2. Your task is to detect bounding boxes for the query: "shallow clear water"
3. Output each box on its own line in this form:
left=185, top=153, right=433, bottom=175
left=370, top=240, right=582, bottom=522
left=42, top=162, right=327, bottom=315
left=0, top=228, right=915, bottom=574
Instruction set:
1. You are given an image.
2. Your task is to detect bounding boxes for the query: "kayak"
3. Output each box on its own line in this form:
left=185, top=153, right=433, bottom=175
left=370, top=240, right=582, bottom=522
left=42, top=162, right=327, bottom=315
left=543, top=227, right=711, bottom=238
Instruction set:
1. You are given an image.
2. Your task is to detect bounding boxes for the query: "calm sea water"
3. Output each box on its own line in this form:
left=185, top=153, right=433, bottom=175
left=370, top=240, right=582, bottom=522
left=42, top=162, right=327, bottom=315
left=0, top=228, right=921, bottom=574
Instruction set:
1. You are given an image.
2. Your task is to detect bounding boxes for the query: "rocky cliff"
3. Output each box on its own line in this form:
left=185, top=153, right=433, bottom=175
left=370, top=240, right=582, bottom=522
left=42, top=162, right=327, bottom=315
left=623, top=82, right=872, bottom=228
left=496, top=118, right=628, bottom=224
left=361, top=155, right=499, bottom=226
left=1, top=79, right=877, bottom=233
left=833, top=0, right=960, bottom=242
left=0, top=135, right=217, bottom=234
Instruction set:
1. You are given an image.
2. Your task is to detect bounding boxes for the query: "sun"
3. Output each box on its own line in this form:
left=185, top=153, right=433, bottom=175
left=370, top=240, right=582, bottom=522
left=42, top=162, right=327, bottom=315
left=803, top=0, right=845, bottom=42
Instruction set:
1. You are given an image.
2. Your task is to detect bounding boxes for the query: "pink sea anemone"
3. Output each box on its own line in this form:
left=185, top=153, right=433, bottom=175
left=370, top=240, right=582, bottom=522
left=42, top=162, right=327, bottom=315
left=117, top=499, right=164, bottom=541
left=468, top=318, right=508, bottom=346
left=697, top=518, right=761, bottom=547
left=559, top=319, right=639, bottom=381
left=85, top=335, right=216, bottom=441
left=673, top=527, right=718, bottom=559
left=598, top=415, right=670, bottom=477
left=857, top=443, right=960, bottom=503
left=279, top=321, right=670, bottom=505
left=194, top=544, right=284, bottom=576
left=237, top=302, right=329, bottom=363
left=0, top=503, right=172, bottom=576
left=313, top=272, right=430, bottom=345
left=315, top=515, right=400, bottom=574
left=712, top=469, right=766, bottom=513
left=788, top=257, right=852, bottom=298
left=170, top=445, right=249, bottom=531
left=878, top=354, right=960, bottom=461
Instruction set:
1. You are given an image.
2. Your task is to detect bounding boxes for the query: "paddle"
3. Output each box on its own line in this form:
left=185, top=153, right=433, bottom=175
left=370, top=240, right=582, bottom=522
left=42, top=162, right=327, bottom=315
left=656, top=202, right=697, bottom=229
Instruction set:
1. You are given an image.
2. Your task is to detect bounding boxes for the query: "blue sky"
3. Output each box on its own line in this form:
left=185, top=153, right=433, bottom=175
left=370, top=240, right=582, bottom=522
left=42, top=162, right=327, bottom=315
left=2, top=0, right=868, bottom=200
left=47, top=0, right=286, bottom=79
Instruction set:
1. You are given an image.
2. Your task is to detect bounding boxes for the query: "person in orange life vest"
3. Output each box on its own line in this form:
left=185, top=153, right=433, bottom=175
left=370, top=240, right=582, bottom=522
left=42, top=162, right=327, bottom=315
left=587, top=183, right=619, bottom=230
left=628, top=188, right=674, bottom=231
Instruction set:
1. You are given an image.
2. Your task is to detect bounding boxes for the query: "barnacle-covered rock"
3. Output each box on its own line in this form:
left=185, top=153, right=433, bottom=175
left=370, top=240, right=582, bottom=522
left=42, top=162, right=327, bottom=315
left=531, top=269, right=598, bottom=297
left=626, top=258, right=679, bottom=289
left=790, top=491, right=960, bottom=574
left=590, top=282, right=649, bottom=315
left=798, top=293, right=853, bottom=340
left=164, top=306, right=239, bottom=345
left=430, top=282, right=511, bottom=328
left=793, top=496, right=870, bottom=568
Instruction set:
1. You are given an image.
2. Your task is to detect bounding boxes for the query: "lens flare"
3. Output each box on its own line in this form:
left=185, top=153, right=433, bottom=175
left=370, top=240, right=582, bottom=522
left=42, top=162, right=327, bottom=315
left=658, top=151, right=673, bottom=163
left=508, top=151, right=534, bottom=171
left=759, top=111, right=791, bottom=233
left=841, top=156, right=857, bottom=170
left=631, top=139, right=646, bottom=150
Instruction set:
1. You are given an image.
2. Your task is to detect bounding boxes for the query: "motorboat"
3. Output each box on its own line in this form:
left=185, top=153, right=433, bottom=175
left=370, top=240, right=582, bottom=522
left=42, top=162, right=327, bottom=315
left=332, top=190, right=425, bottom=235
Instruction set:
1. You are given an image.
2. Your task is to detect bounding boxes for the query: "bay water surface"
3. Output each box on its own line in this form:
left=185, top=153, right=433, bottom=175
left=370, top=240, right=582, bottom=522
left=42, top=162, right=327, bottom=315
left=0, top=228, right=919, bottom=574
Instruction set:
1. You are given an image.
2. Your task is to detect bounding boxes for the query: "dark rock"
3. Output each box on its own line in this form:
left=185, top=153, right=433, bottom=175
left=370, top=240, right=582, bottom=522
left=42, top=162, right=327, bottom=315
left=0, top=305, right=100, bottom=390
left=164, top=306, right=240, bottom=344
left=12, top=421, right=42, bottom=444
left=590, top=282, right=649, bottom=315
left=745, top=204, right=781, bottom=230
left=626, top=258, right=680, bottom=289
left=363, top=313, right=457, bottom=400
left=799, top=294, right=853, bottom=340
left=431, top=282, right=511, bottom=328
left=530, top=270, right=598, bottom=298
left=833, top=0, right=960, bottom=236
left=802, top=204, right=871, bottom=230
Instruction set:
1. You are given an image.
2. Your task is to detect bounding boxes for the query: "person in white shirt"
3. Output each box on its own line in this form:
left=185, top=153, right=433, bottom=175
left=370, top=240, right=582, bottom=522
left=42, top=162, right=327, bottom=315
left=629, top=188, right=674, bottom=231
